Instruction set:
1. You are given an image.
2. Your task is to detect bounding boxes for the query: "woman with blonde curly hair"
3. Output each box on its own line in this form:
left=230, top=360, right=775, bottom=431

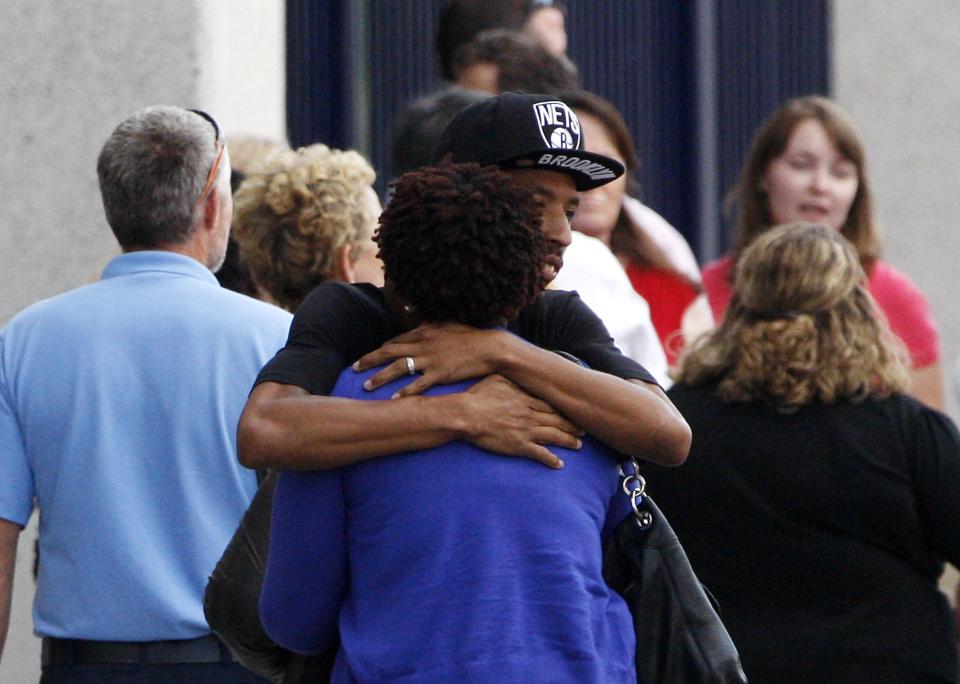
left=232, top=144, right=383, bottom=311
left=652, top=223, right=960, bottom=684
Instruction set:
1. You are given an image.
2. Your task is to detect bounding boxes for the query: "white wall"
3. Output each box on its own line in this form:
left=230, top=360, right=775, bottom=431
left=199, top=0, right=287, bottom=141
left=833, top=0, right=960, bottom=607
left=0, top=2, right=284, bottom=679
left=833, top=0, right=960, bottom=417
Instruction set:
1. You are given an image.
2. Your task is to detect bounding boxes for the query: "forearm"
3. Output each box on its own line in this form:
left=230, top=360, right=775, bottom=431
left=495, top=338, right=690, bottom=465
left=238, top=383, right=468, bottom=470
left=0, top=519, right=21, bottom=660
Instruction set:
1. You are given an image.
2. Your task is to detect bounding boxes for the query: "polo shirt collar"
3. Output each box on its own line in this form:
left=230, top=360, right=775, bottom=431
left=101, top=251, right=218, bottom=286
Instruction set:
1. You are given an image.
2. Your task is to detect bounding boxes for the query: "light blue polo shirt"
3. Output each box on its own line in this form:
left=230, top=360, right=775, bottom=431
left=0, top=250, right=292, bottom=640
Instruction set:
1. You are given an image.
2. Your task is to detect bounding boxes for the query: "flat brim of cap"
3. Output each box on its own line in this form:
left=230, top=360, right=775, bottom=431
left=495, top=149, right=626, bottom=191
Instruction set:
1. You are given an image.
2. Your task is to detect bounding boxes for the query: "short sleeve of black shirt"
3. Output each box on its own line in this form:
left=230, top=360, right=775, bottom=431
left=255, top=284, right=657, bottom=396
left=255, top=283, right=401, bottom=396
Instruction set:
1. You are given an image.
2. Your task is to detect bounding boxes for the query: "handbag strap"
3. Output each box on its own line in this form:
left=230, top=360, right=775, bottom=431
left=618, top=457, right=654, bottom=529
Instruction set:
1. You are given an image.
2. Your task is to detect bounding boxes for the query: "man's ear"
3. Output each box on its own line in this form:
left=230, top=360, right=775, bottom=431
left=200, top=184, right=222, bottom=233
left=334, top=243, right=356, bottom=283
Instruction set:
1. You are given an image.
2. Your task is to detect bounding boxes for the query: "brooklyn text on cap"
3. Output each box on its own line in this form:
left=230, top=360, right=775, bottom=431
left=432, top=92, right=625, bottom=191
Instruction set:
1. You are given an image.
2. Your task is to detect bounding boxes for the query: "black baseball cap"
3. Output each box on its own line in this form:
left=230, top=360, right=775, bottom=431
left=432, top=92, right=625, bottom=191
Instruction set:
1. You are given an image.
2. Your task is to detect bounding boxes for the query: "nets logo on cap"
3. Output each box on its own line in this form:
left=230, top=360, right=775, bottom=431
left=533, top=101, right=582, bottom=151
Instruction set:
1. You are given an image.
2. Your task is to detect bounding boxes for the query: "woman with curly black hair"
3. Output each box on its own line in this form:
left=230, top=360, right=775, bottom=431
left=259, top=163, right=637, bottom=682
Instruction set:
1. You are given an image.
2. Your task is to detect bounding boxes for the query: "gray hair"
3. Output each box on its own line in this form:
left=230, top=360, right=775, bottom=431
left=97, top=105, right=224, bottom=249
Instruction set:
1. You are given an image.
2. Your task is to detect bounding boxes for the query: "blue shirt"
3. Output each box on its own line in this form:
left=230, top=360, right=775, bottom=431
left=261, top=364, right=636, bottom=683
left=0, top=251, right=292, bottom=640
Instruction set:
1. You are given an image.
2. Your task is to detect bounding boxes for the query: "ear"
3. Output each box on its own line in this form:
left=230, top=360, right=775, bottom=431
left=334, top=243, right=356, bottom=283
left=200, top=184, right=223, bottom=234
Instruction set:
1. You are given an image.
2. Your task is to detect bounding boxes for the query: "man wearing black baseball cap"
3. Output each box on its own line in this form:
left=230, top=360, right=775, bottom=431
left=433, top=92, right=624, bottom=190
left=238, top=91, right=688, bottom=473
left=428, top=91, right=629, bottom=306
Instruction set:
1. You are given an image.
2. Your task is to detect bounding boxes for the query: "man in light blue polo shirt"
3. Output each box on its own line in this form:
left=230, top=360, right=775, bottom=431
left=0, top=106, right=291, bottom=682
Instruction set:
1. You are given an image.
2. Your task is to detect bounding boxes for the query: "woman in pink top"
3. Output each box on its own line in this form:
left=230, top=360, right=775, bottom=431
left=702, top=96, right=943, bottom=409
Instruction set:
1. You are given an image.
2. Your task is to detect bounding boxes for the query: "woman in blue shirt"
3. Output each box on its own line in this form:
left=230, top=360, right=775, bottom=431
left=259, top=163, right=636, bottom=683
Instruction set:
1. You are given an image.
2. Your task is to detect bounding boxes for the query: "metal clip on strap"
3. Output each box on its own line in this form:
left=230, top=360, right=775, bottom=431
left=618, top=457, right=653, bottom=529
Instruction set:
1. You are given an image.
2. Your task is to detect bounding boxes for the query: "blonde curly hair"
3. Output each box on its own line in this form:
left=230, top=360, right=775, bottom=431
left=232, top=144, right=378, bottom=311
left=675, top=223, right=908, bottom=408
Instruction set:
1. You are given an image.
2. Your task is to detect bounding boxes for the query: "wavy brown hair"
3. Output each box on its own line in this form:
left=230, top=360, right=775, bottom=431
left=232, top=144, right=377, bottom=311
left=376, top=163, right=546, bottom=328
left=726, top=96, right=881, bottom=270
left=676, top=223, right=908, bottom=408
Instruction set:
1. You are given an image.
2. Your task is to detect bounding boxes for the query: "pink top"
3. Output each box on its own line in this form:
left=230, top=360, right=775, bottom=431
left=625, top=262, right=698, bottom=367
left=702, top=255, right=940, bottom=369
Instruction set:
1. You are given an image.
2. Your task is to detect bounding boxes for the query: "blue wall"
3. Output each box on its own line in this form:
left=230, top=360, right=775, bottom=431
left=287, top=0, right=829, bottom=261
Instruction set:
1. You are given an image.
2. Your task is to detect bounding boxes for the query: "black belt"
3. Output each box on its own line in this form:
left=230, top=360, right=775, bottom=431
left=41, top=634, right=235, bottom=666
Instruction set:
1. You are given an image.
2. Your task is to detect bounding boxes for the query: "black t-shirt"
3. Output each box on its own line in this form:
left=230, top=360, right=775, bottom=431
left=649, top=382, right=960, bottom=683
left=255, top=282, right=655, bottom=394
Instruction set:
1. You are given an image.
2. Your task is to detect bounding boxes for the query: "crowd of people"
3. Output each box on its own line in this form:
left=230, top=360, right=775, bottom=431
left=1, top=1, right=958, bottom=683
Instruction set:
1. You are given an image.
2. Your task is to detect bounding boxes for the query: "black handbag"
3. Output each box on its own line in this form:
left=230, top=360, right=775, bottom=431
left=603, top=458, right=748, bottom=684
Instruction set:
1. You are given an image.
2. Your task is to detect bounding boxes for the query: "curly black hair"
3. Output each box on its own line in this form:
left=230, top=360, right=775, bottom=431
left=376, top=163, right=547, bottom=328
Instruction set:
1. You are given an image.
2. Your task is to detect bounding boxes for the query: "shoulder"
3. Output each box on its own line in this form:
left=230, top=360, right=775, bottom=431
left=701, top=256, right=732, bottom=284
left=1, top=280, right=107, bottom=341
left=867, top=261, right=931, bottom=308
left=212, top=287, right=292, bottom=323
left=865, top=394, right=960, bottom=468
left=666, top=381, right=718, bottom=410
left=289, top=282, right=391, bottom=343
left=554, top=233, right=631, bottom=288
left=866, top=261, right=939, bottom=365
left=524, top=289, right=592, bottom=322
left=877, top=392, right=949, bottom=429
left=297, top=282, right=386, bottom=318
left=701, top=256, right=733, bottom=319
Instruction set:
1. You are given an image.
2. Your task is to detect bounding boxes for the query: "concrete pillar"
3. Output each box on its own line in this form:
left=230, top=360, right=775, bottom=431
left=0, top=1, right=284, bottom=679
left=833, top=0, right=960, bottom=610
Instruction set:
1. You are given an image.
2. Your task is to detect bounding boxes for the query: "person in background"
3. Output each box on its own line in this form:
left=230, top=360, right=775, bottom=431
left=0, top=106, right=291, bottom=682
left=560, top=89, right=714, bottom=367
left=652, top=222, right=959, bottom=684
left=391, top=86, right=489, bottom=177
left=450, top=28, right=578, bottom=96
left=232, top=143, right=384, bottom=309
left=206, top=142, right=383, bottom=684
left=520, top=0, right=567, bottom=56
left=435, top=0, right=568, bottom=84
left=702, top=95, right=943, bottom=409
left=260, top=162, right=638, bottom=682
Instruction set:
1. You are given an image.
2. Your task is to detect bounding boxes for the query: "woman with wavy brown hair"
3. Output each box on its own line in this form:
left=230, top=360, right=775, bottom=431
left=702, top=96, right=942, bottom=409
left=653, top=223, right=960, bottom=684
